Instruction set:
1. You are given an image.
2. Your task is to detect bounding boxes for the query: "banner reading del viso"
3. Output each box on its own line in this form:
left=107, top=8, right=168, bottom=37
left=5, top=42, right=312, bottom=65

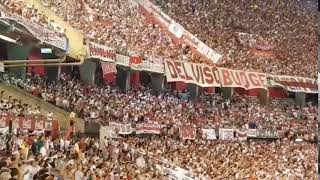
left=164, top=60, right=267, bottom=90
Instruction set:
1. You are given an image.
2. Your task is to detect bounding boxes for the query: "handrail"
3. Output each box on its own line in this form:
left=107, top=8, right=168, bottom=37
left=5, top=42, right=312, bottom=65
left=3, top=56, right=66, bottom=64
left=3, top=57, right=84, bottom=67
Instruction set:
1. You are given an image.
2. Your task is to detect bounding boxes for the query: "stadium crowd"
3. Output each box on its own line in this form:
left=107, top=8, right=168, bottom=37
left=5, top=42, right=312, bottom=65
left=0, top=124, right=317, bottom=179
left=18, top=0, right=317, bottom=78
left=156, top=0, right=317, bottom=78
left=0, top=0, right=66, bottom=36
left=1, top=73, right=317, bottom=142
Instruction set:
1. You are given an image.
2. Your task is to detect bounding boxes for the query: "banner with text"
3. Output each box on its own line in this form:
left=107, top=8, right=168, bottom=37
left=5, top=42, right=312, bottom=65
left=101, top=61, right=117, bottom=75
left=0, top=115, right=52, bottom=131
left=179, top=126, right=196, bottom=140
left=135, top=123, right=162, bottom=134
left=218, top=67, right=267, bottom=90
left=109, top=122, right=133, bottom=135
left=268, top=75, right=317, bottom=94
left=201, top=128, right=217, bottom=140
left=219, top=129, right=235, bottom=140
left=164, top=60, right=221, bottom=87
left=88, top=42, right=116, bottom=62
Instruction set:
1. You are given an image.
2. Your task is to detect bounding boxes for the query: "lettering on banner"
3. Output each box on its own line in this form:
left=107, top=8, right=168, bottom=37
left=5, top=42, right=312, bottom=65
left=12, top=118, right=20, bottom=129
left=45, top=121, right=52, bottom=130
left=141, top=61, right=164, bottom=74
left=0, top=116, right=6, bottom=128
left=268, top=75, right=317, bottom=94
left=115, top=54, right=130, bottom=67
left=135, top=123, right=162, bottom=134
left=101, top=62, right=117, bottom=75
left=201, top=129, right=217, bottom=140
left=22, top=119, right=32, bottom=130
left=219, top=129, right=234, bottom=140
left=218, top=68, right=267, bottom=90
left=164, top=60, right=221, bottom=87
left=179, top=126, right=196, bottom=140
left=109, top=122, right=132, bottom=135
left=88, top=42, right=116, bottom=62
left=257, top=129, right=278, bottom=139
left=35, top=121, right=44, bottom=130
left=246, top=129, right=257, bottom=137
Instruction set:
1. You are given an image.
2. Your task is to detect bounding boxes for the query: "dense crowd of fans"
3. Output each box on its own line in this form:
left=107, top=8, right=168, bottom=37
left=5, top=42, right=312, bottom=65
left=0, top=0, right=66, bottom=36
left=8, top=0, right=313, bottom=78
left=1, top=73, right=317, bottom=140
left=0, top=124, right=317, bottom=179
left=156, top=0, right=317, bottom=78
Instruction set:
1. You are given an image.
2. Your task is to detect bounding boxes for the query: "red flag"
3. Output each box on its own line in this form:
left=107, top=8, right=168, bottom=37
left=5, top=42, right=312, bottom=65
left=129, top=56, right=142, bottom=64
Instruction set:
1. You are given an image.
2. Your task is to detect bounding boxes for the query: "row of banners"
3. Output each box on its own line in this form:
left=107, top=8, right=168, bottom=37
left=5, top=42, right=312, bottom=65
left=0, top=115, right=54, bottom=131
left=100, top=122, right=281, bottom=141
left=0, top=7, right=68, bottom=51
left=88, top=41, right=317, bottom=93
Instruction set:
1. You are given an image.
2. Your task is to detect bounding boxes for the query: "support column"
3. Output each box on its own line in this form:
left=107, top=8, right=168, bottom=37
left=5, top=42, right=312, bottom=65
left=258, top=89, right=269, bottom=105
left=221, top=87, right=233, bottom=100
left=295, top=92, right=306, bottom=108
left=151, top=73, right=164, bottom=94
left=80, top=59, right=96, bottom=85
left=187, top=83, right=199, bottom=100
left=6, top=43, right=32, bottom=78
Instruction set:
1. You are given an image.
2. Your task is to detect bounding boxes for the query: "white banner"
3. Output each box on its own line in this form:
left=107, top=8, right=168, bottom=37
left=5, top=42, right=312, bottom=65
left=109, top=122, right=133, bottom=135
left=201, top=129, right=217, bottom=140
left=115, top=54, right=130, bottom=67
left=246, top=129, right=257, bottom=137
left=168, top=21, right=183, bottom=39
left=101, top=62, right=117, bottom=75
left=219, top=129, right=234, bottom=140
left=141, top=61, right=164, bottom=74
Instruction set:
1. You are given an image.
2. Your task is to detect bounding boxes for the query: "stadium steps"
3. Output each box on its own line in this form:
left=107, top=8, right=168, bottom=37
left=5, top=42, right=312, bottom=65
left=0, top=81, right=84, bottom=132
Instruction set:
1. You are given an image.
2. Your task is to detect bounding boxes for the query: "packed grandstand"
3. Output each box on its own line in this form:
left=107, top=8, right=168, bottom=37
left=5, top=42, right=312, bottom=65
left=0, top=0, right=318, bottom=179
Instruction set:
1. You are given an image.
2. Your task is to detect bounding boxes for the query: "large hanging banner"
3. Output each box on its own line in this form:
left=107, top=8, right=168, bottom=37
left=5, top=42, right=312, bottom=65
left=179, top=126, right=197, bottom=140
left=164, top=60, right=221, bottom=87
left=88, top=42, right=116, bottom=62
left=268, top=75, right=317, bottom=94
left=218, top=67, right=267, bottom=90
left=101, top=61, right=117, bottom=75
left=109, top=122, right=133, bottom=135
left=219, top=129, right=235, bottom=140
left=164, top=60, right=267, bottom=90
left=201, top=128, right=217, bottom=140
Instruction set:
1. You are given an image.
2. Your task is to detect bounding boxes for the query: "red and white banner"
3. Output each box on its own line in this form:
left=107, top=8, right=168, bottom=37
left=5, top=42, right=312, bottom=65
left=165, top=60, right=267, bottom=90
left=135, top=123, right=162, bottom=134
left=0, top=115, right=53, bottom=131
left=236, top=129, right=247, bottom=141
left=109, top=122, right=133, bottom=135
left=179, top=126, right=196, bottom=140
left=201, top=128, right=217, bottom=140
left=101, top=62, right=117, bottom=75
left=88, top=42, right=116, bottom=62
left=219, top=129, right=234, bottom=140
left=268, top=75, right=317, bottom=94
left=164, top=60, right=221, bottom=87
left=218, top=67, right=267, bottom=90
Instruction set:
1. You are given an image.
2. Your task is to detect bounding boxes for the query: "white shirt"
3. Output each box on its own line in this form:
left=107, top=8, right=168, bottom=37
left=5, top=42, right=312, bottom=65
left=75, top=170, right=84, bottom=180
